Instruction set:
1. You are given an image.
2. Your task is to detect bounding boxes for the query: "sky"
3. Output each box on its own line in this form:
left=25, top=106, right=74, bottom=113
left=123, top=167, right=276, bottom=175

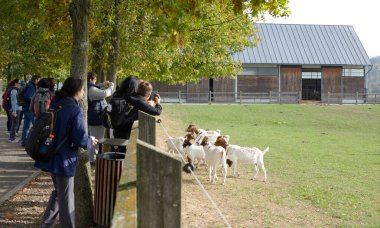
left=263, top=0, right=380, bottom=58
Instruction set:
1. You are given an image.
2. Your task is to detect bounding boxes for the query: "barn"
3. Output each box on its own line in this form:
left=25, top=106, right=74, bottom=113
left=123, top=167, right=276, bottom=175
left=152, top=23, right=372, bottom=104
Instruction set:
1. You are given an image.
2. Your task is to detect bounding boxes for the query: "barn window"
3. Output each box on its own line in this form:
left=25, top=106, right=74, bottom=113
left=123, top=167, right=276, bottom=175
left=240, top=67, right=278, bottom=76
left=343, top=68, right=364, bottom=77
left=302, top=71, right=321, bottom=79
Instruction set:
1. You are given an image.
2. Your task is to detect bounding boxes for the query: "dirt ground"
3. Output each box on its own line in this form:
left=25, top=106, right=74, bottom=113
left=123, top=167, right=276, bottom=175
left=0, top=109, right=346, bottom=227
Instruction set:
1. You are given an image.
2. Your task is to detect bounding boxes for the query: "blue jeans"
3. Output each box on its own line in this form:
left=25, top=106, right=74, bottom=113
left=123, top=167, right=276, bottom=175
left=21, top=111, right=35, bottom=145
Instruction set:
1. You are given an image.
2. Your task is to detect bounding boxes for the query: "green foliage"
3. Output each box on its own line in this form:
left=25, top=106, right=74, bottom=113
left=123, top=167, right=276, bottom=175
left=368, top=56, right=380, bottom=93
left=89, top=0, right=290, bottom=84
left=0, top=0, right=71, bottom=80
left=1, top=0, right=290, bottom=84
left=163, top=104, right=380, bottom=224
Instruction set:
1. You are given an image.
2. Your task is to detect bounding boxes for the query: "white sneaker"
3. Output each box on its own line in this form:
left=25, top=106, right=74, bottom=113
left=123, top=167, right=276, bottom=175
left=15, top=133, right=19, bottom=137
left=8, top=139, right=19, bottom=143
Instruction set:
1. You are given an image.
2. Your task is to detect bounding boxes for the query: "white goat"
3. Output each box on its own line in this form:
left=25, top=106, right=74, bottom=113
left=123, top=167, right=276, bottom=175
left=165, top=137, right=185, bottom=156
left=182, top=139, right=205, bottom=167
left=197, top=135, right=228, bottom=185
left=227, top=145, right=269, bottom=182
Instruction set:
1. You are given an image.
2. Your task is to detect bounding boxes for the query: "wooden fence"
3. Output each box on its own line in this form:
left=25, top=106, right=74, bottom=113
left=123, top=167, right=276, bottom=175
left=112, top=111, right=181, bottom=228
left=158, top=91, right=380, bottom=104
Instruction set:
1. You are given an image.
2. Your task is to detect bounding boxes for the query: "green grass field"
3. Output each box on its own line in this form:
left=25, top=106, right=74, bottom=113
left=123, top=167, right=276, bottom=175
left=163, top=104, right=380, bottom=225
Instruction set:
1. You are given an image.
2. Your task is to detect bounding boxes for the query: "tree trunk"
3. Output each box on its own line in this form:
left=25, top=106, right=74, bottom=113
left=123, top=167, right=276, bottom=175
left=106, top=0, right=120, bottom=84
left=6, top=64, right=11, bottom=83
left=91, top=39, right=106, bottom=82
left=69, top=0, right=94, bottom=227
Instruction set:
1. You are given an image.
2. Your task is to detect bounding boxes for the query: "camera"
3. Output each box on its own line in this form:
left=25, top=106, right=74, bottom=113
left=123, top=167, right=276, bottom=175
left=149, top=90, right=159, bottom=101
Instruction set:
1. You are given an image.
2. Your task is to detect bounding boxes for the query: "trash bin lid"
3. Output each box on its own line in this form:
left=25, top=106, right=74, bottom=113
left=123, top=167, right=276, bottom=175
left=97, top=152, right=125, bottom=160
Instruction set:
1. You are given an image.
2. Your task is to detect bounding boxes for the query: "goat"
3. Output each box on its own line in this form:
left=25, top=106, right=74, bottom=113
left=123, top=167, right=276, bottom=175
left=182, top=139, right=205, bottom=168
left=215, top=136, right=269, bottom=182
left=185, top=124, right=229, bottom=144
left=165, top=136, right=185, bottom=156
left=196, top=135, right=228, bottom=185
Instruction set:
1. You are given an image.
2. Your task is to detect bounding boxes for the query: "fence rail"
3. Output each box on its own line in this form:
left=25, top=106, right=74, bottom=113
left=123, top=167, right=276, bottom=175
left=112, top=111, right=181, bottom=228
left=158, top=91, right=380, bottom=104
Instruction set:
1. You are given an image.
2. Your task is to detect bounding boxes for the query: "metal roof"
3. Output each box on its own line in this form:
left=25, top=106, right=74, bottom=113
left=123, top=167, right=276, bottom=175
left=233, top=23, right=371, bottom=66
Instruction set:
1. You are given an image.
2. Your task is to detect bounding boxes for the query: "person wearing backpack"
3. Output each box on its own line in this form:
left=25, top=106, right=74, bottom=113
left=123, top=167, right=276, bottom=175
left=7, top=79, right=22, bottom=143
left=2, top=80, right=16, bottom=134
left=35, top=77, right=98, bottom=228
left=113, top=80, right=162, bottom=151
left=21, top=75, right=40, bottom=147
left=87, top=72, right=114, bottom=164
left=30, top=78, right=55, bottom=119
left=16, top=80, right=25, bottom=135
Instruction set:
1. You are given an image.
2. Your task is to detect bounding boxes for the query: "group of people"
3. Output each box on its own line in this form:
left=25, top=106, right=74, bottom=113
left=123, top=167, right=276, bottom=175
left=1, top=73, right=162, bottom=227
left=2, top=75, right=53, bottom=145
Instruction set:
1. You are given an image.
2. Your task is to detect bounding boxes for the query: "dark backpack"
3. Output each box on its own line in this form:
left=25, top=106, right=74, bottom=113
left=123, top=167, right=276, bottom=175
left=2, top=87, right=13, bottom=110
left=107, top=97, right=132, bottom=129
left=25, top=102, right=74, bottom=162
left=107, top=76, right=139, bottom=129
left=17, top=85, right=28, bottom=107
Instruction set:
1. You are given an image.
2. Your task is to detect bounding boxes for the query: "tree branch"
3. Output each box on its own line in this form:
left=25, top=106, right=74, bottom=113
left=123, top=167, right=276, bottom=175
left=190, top=15, right=244, bottom=32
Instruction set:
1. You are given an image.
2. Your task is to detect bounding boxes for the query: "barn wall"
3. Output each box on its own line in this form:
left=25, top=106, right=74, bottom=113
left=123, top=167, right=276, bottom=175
left=213, top=77, right=235, bottom=102
left=237, top=76, right=278, bottom=93
left=187, top=79, right=209, bottom=102
left=322, top=67, right=342, bottom=102
left=151, top=81, right=187, bottom=93
left=342, top=77, right=365, bottom=93
left=280, top=66, right=302, bottom=92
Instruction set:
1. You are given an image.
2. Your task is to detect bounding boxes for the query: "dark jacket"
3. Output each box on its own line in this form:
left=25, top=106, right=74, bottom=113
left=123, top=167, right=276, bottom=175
left=87, top=83, right=108, bottom=126
left=113, top=93, right=162, bottom=139
left=34, top=97, right=93, bottom=177
left=23, top=81, right=37, bottom=111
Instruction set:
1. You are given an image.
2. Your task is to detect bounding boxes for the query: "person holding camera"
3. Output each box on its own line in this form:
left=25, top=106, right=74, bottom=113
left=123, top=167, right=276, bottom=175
left=87, top=72, right=115, bottom=164
left=113, top=80, right=162, bottom=142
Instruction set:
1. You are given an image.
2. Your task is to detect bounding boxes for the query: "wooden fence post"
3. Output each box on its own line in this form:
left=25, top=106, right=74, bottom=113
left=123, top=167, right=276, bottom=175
left=327, top=92, right=330, bottom=105
left=269, top=91, right=272, bottom=104
left=298, top=91, right=302, bottom=104
left=138, top=111, right=156, bottom=146
left=239, top=91, right=242, bottom=104
left=356, top=92, right=359, bottom=105
left=209, top=91, right=212, bottom=104
left=178, top=90, right=182, bottom=104
left=137, top=140, right=181, bottom=228
left=375, top=94, right=377, bottom=104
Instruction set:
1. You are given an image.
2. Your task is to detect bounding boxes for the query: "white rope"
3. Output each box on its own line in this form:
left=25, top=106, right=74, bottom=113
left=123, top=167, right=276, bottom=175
left=158, top=121, right=232, bottom=228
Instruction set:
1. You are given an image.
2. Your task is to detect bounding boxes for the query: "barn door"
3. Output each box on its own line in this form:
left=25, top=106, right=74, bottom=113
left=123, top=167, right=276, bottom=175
left=187, top=79, right=209, bottom=103
left=322, top=67, right=342, bottom=102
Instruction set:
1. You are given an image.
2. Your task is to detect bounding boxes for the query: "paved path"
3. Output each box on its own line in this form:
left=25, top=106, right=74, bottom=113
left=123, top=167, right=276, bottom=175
left=0, top=116, right=40, bottom=204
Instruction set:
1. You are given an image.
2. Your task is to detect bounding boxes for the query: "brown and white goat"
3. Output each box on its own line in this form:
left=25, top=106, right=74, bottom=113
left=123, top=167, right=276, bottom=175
left=196, top=135, right=228, bottom=185
left=215, top=136, right=269, bottom=182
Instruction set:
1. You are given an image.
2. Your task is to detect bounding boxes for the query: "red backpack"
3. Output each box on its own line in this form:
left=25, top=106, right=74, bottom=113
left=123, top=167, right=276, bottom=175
left=2, top=87, right=14, bottom=111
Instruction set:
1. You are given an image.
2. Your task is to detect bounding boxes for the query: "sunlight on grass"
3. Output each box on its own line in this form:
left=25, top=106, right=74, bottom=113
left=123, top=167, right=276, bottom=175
left=163, top=104, right=380, bottom=224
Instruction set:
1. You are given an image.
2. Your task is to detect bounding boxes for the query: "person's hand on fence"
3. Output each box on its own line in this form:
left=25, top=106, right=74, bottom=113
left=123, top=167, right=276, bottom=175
left=90, top=136, right=98, bottom=146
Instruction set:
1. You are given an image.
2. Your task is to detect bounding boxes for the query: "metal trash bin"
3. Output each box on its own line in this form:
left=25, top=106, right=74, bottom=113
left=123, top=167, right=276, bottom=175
left=94, top=152, right=125, bottom=227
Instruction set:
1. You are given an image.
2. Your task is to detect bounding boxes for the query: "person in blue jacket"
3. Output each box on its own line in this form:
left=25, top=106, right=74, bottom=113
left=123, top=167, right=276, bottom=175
left=21, top=75, right=40, bottom=146
left=7, top=79, right=22, bottom=143
left=35, top=77, right=98, bottom=228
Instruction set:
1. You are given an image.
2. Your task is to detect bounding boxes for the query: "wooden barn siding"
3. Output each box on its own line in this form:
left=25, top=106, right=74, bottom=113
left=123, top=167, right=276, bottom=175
left=237, top=76, right=278, bottom=93
left=151, top=81, right=187, bottom=93
left=187, top=78, right=209, bottom=102
left=213, top=77, right=235, bottom=101
left=321, top=67, right=342, bottom=102
left=280, top=67, right=301, bottom=92
left=342, top=77, right=365, bottom=93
